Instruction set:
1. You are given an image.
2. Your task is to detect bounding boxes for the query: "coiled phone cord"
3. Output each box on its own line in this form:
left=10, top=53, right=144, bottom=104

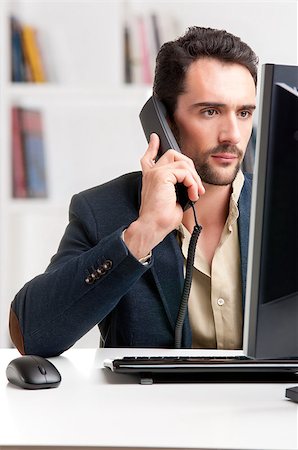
left=174, top=201, right=202, bottom=349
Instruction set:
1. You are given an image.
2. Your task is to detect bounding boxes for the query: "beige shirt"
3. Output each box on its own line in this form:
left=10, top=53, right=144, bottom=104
left=179, top=171, right=244, bottom=349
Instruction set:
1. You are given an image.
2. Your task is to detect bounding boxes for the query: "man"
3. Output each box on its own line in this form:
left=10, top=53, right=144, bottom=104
left=9, top=27, right=258, bottom=357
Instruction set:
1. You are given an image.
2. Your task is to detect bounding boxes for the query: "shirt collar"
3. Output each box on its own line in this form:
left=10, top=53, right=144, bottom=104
left=231, top=170, right=244, bottom=203
left=177, top=170, right=245, bottom=238
left=227, top=170, right=244, bottom=229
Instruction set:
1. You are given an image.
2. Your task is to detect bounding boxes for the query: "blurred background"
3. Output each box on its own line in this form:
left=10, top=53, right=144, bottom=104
left=0, top=0, right=297, bottom=348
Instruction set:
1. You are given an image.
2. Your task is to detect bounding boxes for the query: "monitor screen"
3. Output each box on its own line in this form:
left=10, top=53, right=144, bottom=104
left=243, top=63, right=298, bottom=359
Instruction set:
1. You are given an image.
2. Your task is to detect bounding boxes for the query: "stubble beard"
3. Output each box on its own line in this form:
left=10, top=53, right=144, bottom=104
left=170, top=123, right=244, bottom=186
left=191, top=144, right=244, bottom=186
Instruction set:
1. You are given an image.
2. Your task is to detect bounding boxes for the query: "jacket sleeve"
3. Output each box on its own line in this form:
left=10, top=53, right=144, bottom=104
left=9, top=192, right=151, bottom=357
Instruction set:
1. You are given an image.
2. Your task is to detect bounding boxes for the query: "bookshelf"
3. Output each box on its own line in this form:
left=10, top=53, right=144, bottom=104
left=0, top=0, right=297, bottom=348
left=0, top=0, right=153, bottom=348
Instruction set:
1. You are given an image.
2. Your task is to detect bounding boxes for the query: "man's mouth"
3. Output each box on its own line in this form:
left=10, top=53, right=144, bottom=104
left=211, top=153, right=238, bottom=162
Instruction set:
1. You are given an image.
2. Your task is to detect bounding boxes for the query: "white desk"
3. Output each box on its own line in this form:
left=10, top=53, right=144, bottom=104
left=0, top=348, right=297, bottom=450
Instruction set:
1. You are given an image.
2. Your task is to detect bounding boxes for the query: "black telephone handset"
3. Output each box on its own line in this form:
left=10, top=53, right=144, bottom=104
left=139, top=96, right=191, bottom=211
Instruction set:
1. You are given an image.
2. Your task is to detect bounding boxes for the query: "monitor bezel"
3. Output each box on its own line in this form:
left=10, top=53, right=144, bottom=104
left=243, top=63, right=298, bottom=359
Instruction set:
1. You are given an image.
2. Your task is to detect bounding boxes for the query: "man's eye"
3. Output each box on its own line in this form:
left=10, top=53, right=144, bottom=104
left=203, top=109, right=217, bottom=117
left=239, top=110, right=251, bottom=118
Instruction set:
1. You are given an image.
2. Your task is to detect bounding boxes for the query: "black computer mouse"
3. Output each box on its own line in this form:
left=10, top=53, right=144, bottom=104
left=6, top=355, right=61, bottom=389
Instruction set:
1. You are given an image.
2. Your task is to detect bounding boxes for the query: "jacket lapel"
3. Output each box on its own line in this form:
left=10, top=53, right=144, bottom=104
left=238, top=173, right=253, bottom=308
left=136, top=175, right=190, bottom=345
left=150, top=231, right=184, bottom=331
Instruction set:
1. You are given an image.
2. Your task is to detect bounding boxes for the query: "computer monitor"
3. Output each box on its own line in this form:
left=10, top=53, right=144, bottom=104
left=243, top=63, right=298, bottom=359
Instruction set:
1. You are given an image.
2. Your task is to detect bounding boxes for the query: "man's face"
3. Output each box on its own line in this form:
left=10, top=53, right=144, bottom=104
left=173, top=58, right=256, bottom=186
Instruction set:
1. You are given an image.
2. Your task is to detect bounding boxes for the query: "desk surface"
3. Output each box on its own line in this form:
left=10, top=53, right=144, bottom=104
left=0, top=348, right=297, bottom=450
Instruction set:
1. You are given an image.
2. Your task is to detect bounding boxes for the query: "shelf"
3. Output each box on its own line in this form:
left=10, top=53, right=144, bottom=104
left=7, top=83, right=152, bottom=105
left=8, top=198, right=68, bottom=215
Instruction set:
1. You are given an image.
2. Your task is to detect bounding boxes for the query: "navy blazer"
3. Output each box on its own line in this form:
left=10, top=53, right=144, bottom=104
left=10, top=171, right=252, bottom=357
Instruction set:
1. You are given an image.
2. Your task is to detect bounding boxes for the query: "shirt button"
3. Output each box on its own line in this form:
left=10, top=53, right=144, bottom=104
left=217, top=298, right=225, bottom=306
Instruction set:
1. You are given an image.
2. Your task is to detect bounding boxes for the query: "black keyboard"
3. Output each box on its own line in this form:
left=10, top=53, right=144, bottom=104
left=119, top=355, right=250, bottom=364
left=104, top=355, right=298, bottom=384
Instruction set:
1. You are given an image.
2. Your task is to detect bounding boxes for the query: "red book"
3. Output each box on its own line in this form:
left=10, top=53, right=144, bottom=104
left=19, top=109, right=47, bottom=198
left=11, top=107, right=27, bottom=198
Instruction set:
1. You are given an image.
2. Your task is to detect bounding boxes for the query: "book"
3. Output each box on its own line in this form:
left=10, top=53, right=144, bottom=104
left=146, top=13, right=161, bottom=82
left=21, top=25, right=46, bottom=82
left=128, top=14, right=142, bottom=84
left=151, top=13, right=161, bottom=55
left=19, top=109, right=48, bottom=198
left=123, top=12, right=178, bottom=85
left=137, top=15, right=152, bottom=85
left=11, top=107, right=27, bottom=198
left=10, top=16, right=27, bottom=82
left=123, top=23, right=133, bottom=83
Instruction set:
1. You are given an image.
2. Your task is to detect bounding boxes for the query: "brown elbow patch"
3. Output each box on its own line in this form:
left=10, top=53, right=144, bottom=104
left=9, top=307, right=25, bottom=355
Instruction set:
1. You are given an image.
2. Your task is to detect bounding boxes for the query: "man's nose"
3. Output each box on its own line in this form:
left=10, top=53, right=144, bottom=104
left=218, top=115, right=241, bottom=145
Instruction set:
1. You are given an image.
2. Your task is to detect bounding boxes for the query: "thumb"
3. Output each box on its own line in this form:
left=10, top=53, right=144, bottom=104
left=141, top=133, right=160, bottom=171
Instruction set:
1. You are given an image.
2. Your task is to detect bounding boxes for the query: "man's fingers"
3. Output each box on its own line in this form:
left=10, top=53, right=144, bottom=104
left=166, top=158, right=205, bottom=196
left=168, top=169, right=202, bottom=201
left=141, top=133, right=160, bottom=171
left=140, top=136, right=205, bottom=197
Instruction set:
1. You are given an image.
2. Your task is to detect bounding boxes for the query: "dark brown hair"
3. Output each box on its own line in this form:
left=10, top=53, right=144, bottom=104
left=153, top=26, right=259, bottom=120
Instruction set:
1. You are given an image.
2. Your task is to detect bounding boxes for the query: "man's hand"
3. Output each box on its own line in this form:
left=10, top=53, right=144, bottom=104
left=124, top=133, right=205, bottom=260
